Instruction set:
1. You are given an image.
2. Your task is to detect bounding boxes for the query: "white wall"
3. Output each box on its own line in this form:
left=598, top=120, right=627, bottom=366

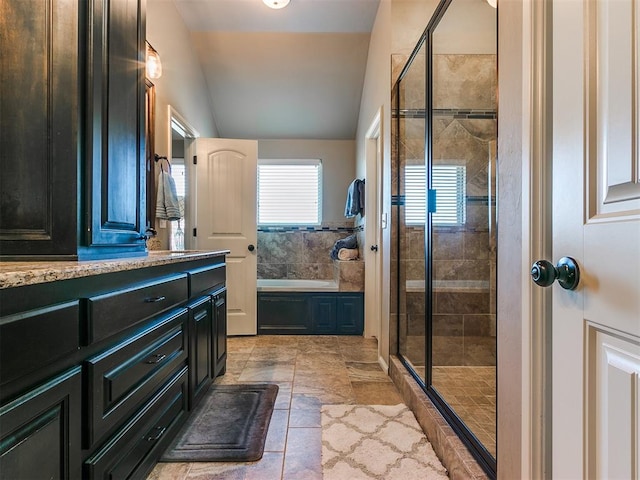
left=391, top=0, right=440, bottom=54
left=257, top=139, right=355, bottom=224
left=353, top=0, right=392, bottom=363
left=146, top=0, right=219, bottom=248
left=353, top=0, right=441, bottom=369
left=147, top=0, right=219, bottom=150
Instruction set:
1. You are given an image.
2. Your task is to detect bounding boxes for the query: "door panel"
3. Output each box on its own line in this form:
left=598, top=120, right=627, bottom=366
left=587, top=329, right=640, bottom=479
left=86, top=0, right=146, bottom=248
left=194, top=138, right=257, bottom=335
left=552, top=0, right=640, bottom=477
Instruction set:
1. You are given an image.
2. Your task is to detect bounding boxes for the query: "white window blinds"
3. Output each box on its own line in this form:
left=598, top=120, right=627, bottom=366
left=405, top=164, right=466, bottom=225
left=258, top=160, right=322, bottom=225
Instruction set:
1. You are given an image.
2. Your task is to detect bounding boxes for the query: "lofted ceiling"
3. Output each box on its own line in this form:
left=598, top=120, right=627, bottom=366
left=172, top=0, right=381, bottom=140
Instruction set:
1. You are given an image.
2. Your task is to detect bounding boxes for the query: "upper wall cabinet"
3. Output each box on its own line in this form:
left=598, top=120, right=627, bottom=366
left=0, top=0, right=147, bottom=260
left=0, top=0, right=80, bottom=258
left=84, top=0, right=146, bottom=254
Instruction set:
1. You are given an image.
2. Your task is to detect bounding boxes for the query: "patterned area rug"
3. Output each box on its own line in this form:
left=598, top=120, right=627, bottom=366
left=321, top=404, right=449, bottom=480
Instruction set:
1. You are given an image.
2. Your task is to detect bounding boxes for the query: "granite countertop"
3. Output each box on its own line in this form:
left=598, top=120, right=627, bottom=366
left=0, top=250, right=229, bottom=289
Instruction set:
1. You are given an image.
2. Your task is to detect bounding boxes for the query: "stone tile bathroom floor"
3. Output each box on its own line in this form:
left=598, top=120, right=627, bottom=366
left=147, top=335, right=403, bottom=480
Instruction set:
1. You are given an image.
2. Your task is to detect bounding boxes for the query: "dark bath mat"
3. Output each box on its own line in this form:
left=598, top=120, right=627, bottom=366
left=160, top=383, right=279, bottom=462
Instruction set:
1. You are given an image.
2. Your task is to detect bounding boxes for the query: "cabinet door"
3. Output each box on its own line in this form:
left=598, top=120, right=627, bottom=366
left=311, top=295, right=337, bottom=334
left=257, top=294, right=312, bottom=334
left=336, top=294, right=364, bottom=335
left=212, top=289, right=227, bottom=377
left=0, top=0, right=78, bottom=258
left=84, top=0, right=146, bottom=252
left=188, top=297, right=212, bottom=409
left=0, top=367, right=81, bottom=479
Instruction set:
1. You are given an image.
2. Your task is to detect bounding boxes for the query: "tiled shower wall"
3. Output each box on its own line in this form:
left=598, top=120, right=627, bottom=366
left=393, top=53, right=497, bottom=368
left=431, top=54, right=497, bottom=367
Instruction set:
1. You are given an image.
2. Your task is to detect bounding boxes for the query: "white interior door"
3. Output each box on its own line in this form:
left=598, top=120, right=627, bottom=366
left=364, top=108, right=383, bottom=346
left=552, top=1, right=640, bottom=478
left=193, top=138, right=258, bottom=335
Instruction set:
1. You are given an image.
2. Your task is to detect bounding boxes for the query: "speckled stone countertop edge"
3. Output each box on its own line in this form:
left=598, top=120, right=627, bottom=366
left=0, top=250, right=229, bottom=289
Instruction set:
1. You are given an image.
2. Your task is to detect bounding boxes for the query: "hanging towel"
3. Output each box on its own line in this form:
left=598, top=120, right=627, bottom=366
left=337, top=248, right=359, bottom=261
left=345, top=179, right=364, bottom=218
left=156, top=170, right=182, bottom=221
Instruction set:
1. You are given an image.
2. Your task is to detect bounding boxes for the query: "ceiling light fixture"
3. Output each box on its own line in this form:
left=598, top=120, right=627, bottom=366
left=262, top=0, right=290, bottom=9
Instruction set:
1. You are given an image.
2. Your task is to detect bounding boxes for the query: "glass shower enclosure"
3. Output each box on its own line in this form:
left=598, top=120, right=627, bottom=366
left=392, top=0, right=497, bottom=476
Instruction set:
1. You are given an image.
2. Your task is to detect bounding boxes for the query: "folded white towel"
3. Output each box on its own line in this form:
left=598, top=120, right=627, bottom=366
left=156, top=171, right=182, bottom=220
left=338, top=248, right=359, bottom=261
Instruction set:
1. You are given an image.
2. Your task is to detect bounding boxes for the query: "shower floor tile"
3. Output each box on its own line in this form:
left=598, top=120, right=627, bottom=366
left=432, top=365, right=496, bottom=457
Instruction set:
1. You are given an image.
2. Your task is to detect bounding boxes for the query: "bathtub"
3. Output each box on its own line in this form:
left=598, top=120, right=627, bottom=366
left=257, top=278, right=339, bottom=292
left=257, top=278, right=362, bottom=335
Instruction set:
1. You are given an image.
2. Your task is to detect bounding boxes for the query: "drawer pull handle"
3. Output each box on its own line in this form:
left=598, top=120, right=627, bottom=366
left=146, top=426, right=167, bottom=442
left=145, top=354, right=166, bottom=364
left=144, top=295, right=166, bottom=303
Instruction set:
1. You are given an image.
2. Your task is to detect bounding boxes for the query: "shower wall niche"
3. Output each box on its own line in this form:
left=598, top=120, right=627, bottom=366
left=392, top=0, right=497, bottom=476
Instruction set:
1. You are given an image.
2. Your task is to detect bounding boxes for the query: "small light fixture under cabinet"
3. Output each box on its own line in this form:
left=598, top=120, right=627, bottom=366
left=263, top=0, right=290, bottom=9
left=146, top=41, right=162, bottom=79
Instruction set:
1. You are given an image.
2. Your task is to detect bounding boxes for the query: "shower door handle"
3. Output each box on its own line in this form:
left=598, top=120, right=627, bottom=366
left=530, top=256, right=580, bottom=290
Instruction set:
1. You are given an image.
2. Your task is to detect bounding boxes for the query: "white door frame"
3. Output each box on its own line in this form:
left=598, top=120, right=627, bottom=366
left=497, top=1, right=550, bottom=478
left=166, top=105, right=199, bottom=251
left=364, top=106, right=385, bottom=370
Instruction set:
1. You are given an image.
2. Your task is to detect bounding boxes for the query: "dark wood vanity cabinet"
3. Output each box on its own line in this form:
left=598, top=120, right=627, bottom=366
left=0, top=367, right=82, bottom=480
left=188, top=286, right=227, bottom=409
left=0, top=255, right=227, bottom=479
left=0, top=0, right=147, bottom=260
left=212, top=288, right=228, bottom=377
left=188, top=296, right=213, bottom=409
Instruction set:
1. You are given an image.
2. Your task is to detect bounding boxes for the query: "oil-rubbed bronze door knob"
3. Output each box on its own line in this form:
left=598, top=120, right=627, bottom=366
left=531, top=256, right=580, bottom=290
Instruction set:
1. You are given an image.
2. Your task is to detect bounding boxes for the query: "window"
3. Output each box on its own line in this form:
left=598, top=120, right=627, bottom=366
left=405, top=164, right=466, bottom=225
left=170, top=162, right=186, bottom=251
left=258, top=159, right=322, bottom=225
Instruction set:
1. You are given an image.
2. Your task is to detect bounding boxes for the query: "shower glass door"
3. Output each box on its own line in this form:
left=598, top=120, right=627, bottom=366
left=393, top=0, right=498, bottom=476
left=395, top=38, right=427, bottom=383
left=428, top=0, right=497, bottom=472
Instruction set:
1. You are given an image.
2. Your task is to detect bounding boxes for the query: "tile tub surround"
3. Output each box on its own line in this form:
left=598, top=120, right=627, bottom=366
left=389, top=356, right=489, bottom=480
left=0, top=250, right=229, bottom=289
left=334, top=259, right=364, bottom=292
left=257, top=226, right=356, bottom=281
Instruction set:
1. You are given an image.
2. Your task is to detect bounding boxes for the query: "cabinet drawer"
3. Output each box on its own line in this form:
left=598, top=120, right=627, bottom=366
left=87, top=273, right=188, bottom=343
left=189, top=264, right=225, bottom=297
left=0, top=301, right=80, bottom=386
left=84, top=367, right=188, bottom=480
left=85, top=309, right=188, bottom=448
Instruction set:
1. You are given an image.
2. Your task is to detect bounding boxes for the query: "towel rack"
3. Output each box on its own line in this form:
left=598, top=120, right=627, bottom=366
left=154, top=153, right=171, bottom=172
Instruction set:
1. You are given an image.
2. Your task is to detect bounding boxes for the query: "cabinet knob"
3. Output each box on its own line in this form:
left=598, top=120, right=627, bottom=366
left=248, top=244, right=255, bottom=252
